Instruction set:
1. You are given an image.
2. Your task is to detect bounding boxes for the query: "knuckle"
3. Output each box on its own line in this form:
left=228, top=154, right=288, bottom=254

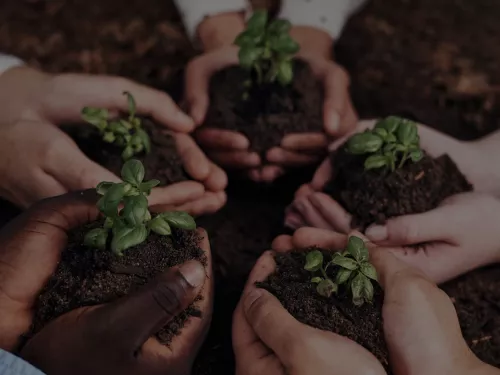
left=393, top=219, right=420, bottom=243
left=151, top=278, right=188, bottom=316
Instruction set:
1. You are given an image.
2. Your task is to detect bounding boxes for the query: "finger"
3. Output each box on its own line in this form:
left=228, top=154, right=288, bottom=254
left=292, top=227, right=349, bottom=250
left=266, top=147, right=321, bottom=166
left=310, top=157, right=332, bottom=190
left=365, top=208, right=453, bottom=246
left=207, top=150, right=261, bottom=169
left=97, top=259, right=206, bottom=350
left=195, top=128, right=250, bottom=150
left=174, top=133, right=211, bottom=181
left=202, top=162, right=228, bottom=192
left=284, top=209, right=305, bottom=230
left=309, top=193, right=352, bottom=233
left=281, top=133, right=329, bottom=151
left=29, top=169, right=68, bottom=206
left=260, top=165, right=285, bottom=182
left=185, top=47, right=239, bottom=124
left=148, top=181, right=205, bottom=208
left=272, top=235, right=294, bottom=252
left=248, top=168, right=264, bottom=182
left=323, top=65, right=351, bottom=135
left=176, top=191, right=227, bottom=216
left=294, top=183, right=315, bottom=198
left=292, top=196, right=332, bottom=229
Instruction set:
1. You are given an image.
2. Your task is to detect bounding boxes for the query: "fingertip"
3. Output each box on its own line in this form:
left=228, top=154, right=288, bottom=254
left=272, top=235, right=293, bottom=252
left=324, top=109, right=340, bottom=135
left=178, top=260, right=207, bottom=288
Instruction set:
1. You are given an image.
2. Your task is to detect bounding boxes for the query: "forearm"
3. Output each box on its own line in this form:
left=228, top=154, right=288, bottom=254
left=469, top=130, right=500, bottom=196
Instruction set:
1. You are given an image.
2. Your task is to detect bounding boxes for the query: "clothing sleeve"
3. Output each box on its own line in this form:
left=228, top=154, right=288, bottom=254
left=173, top=0, right=248, bottom=39
left=280, top=0, right=367, bottom=38
left=0, top=53, right=24, bottom=77
left=0, top=349, right=45, bottom=375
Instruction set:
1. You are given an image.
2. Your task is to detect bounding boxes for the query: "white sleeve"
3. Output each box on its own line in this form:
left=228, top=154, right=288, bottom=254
left=173, top=0, right=248, bottom=39
left=280, top=0, right=367, bottom=38
left=0, top=53, right=24, bottom=77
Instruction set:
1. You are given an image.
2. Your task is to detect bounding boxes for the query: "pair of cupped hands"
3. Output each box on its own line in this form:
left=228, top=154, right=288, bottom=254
left=0, top=192, right=496, bottom=375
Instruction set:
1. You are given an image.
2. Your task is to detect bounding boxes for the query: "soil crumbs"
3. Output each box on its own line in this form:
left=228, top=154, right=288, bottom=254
left=324, top=150, right=473, bottom=230
left=203, top=60, right=324, bottom=155
left=257, top=250, right=389, bottom=370
left=32, top=222, right=205, bottom=345
left=65, top=119, right=188, bottom=185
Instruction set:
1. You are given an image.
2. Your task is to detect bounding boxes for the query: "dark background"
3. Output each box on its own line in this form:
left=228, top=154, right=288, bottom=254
left=1, top=0, right=500, bottom=373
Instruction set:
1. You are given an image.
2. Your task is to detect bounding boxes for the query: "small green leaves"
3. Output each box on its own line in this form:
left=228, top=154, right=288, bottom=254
left=121, top=195, right=148, bottom=227
left=96, top=182, right=114, bottom=195
left=268, top=19, right=291, bottom=34
left=239, top=47, right=263, bottom=69
left=111, top=225, right=148, bottom=256
left=305, top=250, right=324, bottom=272
left=139, top=179, right=160, bottom=195
left=160, top=211, right=197, bottom=230
left=277, top=60, right=293, bottom=85
left=121, top=159, right=145, bottom=186
left=270, top=34, right=300, bottom=54
left=84, top=228, right=108, bottom=250
left=82, top=107, right=109, bottom=129
left=147, top=216, right=172, bottom=235
left=97, top=183, right=126, bottom=217
left=247, top=9, right=268, bottom=34
left=317, top=279, right=338, bottom=298
left=347, top=116, right=424, bottom=171
left=304, top=236, right=378, bottom=306
left=123, top=91, right=136, bottom=118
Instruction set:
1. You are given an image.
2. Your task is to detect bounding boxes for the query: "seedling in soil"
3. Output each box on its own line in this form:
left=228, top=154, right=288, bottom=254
left=81, top=92, right=151, bottom=160
left=346, top=116, right=424, bottom=171
left=234, top=9, right=300, bottom=91
left=84, top=159, right=196, bottom=256
left=304, top=236, right=378, bottom=306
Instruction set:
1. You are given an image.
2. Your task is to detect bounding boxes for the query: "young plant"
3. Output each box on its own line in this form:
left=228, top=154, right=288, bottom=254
left=234, top=9, right=300, bottom=88
left=84, top=159, right=196, bottom=256
left=304, top=236, right=378, bottom=306
left=81, top=92, right=151, bottom=160
left=346, top=116, right=424, bottom=171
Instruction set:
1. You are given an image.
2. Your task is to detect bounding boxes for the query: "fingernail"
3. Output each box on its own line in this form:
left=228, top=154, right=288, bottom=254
left=365, top=225, right=388, bottom=242
left=244, top=288, right=264, bottom=311
left=177, top=110, right=195, bottom=126
left=328, top=111, right=340, bottom=133
left=284, top=217, right=300, bottom=229
left=179, top=260, right=206, bottom=287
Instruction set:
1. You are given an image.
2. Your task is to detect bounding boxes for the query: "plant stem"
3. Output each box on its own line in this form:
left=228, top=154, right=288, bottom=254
left=398, top=150, right=408, bottom=169
left=320, top=266, right=328, bottom=279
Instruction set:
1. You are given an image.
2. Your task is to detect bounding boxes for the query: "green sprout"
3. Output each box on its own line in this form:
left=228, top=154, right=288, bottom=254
left=234, top=9, right=300, bottom=90
left=84, top=159, right=196, bottom=256
left=346, top=116, right=424, bottom=171
left=304, top=236, right=378, bottom=306
left=81, top=92, right=151, bottom=161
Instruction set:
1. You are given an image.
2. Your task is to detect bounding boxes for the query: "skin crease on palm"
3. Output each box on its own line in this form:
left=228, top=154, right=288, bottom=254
left=0, top=66, right=228, bottom=214
left=186, top=13, right=358, bottom=183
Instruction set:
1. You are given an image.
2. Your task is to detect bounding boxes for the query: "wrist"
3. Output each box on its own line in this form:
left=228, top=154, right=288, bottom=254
left=468, top=137, right=500, bottom=196
left=197, top=12, right=246, bottom=52
left=290, top=26, right=334, bottom=61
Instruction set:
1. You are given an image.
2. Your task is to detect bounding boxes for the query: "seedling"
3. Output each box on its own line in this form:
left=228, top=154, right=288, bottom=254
left=346, top=116, right=424, bottom=171
left=84, top=159, right=196, bottom=256
left=81, top=92, right=151, bottom=160
left=304, top=236, right=378, bottom=306
left=234, top=9, right=300, bottom=89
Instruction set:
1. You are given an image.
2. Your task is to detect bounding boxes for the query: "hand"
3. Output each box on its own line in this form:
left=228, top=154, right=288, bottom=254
left=285, top=119, right=484, bottom=231
left=275, top=228, right=498, bottom=375
left=233, top=239, right=387, bottom=375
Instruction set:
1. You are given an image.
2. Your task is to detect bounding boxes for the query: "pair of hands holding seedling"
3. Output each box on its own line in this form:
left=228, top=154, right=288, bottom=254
left=233, top=228, right=498, bottom=375
left=0, top=66, right=227, bottom=214
left=286, top=120, right=500, bottom=284
left=187, top=11, right=357, bottom=182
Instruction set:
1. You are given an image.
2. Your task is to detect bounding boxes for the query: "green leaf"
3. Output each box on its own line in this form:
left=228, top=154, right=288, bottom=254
left=234, top=31, right=258, bottom=47
left=373, top=128, right=388, bottom=139
left=103, top=132, right=116, bottom=143
left=397, top=119, right=418, bottom=146
left=111, top=224, right=148, bottom=256
left=335, top=268, right=352, bottom=285
left=136, top=128, right=151, bottom=154
left=311, top=277, right=323, bottom=284
left=375, top=116, right=400, bottom=134
left=238, top=47, right=263, bottom=69
left=386, top=133, right=397, bottom=143
left=148, top=215, right=172, bottom=235
left=395, top=144, right=407, bottom=152
left=81, top=107, right=109, bottom=128
left=384, top=143, right=396, bottom=153
left=347, top=236, right=368, bottom=262
left=121, top=159, right=145, bottom=186
left=364, top=155, right=388, bottom=170
left=360, top=262, right=378, bottom=281
left=109, top=121, right=129, bottom=135
left=97, top=183, right=126, bottom=217
left=276, top=60, right=293, bottom=85
left=96, top=181, right=114, bottom=195
left=270, top=34, right=300, bottom=54
left=160, top=211, right=196, bottom=230
left=331, top=254, right=358, bottom=270
left=83, top=228, right=108, bottom=250
left=316, top=279, right=338, bottom=298
left=268, top=19, right=292, bottom=35
left=347, top=133, right=383, bottom=155
left=121, top=195, right=149, bottom=227
left=361, top=274, right=375, bottom=303
left=120, top=119, right=133, bottom=130
left=104, top=217, right=114, bottom=229
left=351, top=273, right=365, bottom=306
left=122, top=146, right=134, bottom=160
left=139, top=179, right=160, bottom=195
left=304, top=250, right=324, bottom=272
left=246, top=10, right=268, bottom=33
left=410, top=149, right=423, bottom=162
left=123, top=91, right=136, bottom=118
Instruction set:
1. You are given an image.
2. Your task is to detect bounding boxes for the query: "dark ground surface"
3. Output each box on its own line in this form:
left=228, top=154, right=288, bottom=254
left=1, top=0, right=500, bottom=373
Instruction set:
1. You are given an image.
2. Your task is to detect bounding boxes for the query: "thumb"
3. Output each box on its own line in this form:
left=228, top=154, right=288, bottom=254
left=365, top=208, right=450, bottom=246
left=96, top=260, right=206, bottom=350
left=243, top=288, right=304, bottom=361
